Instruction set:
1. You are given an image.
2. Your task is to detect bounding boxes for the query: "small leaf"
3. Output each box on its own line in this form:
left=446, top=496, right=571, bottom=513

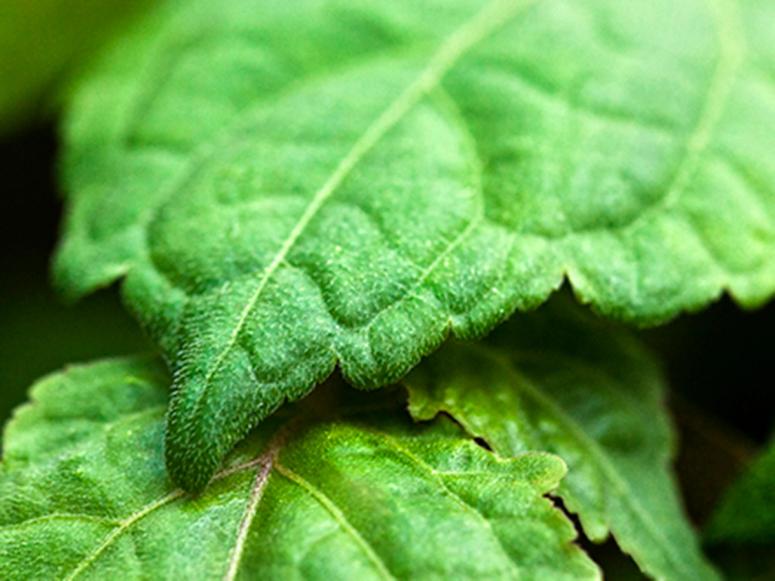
left=0, top=357, right=598, bottom=580
left=55, top=0, right=775, bottom=488
left=407, top=299, right=719, bottom=580
left=706, top=436, right=775, bottom=545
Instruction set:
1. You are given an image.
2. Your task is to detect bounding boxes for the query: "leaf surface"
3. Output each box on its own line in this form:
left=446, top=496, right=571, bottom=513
left=55, top=0, right=775, bottom=488
left=0, top=357, right=598, bottom=580
left=407, top=300, right=719, bottom=580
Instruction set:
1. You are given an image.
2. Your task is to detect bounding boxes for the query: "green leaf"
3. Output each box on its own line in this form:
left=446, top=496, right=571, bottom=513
left=407, top=299, right=719, bottom=580
left=0, top=358, right=599, bottom=580
left=706, top=436, right=775, bottom=545
left=54, top=0, right=775, bottom=489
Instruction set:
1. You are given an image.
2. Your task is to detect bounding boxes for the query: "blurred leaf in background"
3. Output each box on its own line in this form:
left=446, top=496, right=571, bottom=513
left=702, top=436, right=775, bottom=579
left=0, top=0, right=148, bottom=134
left=0, top=1, right=152, bottom=423
left=707, top=436, right=775, bottom=545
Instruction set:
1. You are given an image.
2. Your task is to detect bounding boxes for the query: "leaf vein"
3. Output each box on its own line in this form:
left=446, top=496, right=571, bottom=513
left=469, top=345, right=695, bottom=578
left=188, top=0, right=538, bottom=415
left=359, top=426, right=523, bottom=577
left=274, top=462, right=396, bottom=580
left=223, top=429, right=288, bottom=581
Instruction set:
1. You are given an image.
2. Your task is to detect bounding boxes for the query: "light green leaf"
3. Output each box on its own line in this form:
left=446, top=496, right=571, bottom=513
left=706, top=436, right=775, bottom=544
left=407, top=300, right=719, bottom=580
left=0, top=357, right=598, bottom=580
left=54, top=0, right=775, bottom=489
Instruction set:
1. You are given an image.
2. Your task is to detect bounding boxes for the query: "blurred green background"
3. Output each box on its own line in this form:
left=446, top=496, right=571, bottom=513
left=0, top=0, right=147, bottom=133
left=0, top=0, right=151, bottom=425
left=0, top=126, right=149, bottom=425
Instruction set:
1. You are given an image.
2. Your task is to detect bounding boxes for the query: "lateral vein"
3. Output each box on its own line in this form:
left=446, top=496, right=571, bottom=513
left=64, top=424, right=293, bottom=580
left=640, top=0, right=745, bottom=219
left=471, top=345, right=694, bottom=577
left=274, top=462, right=396, bottom=580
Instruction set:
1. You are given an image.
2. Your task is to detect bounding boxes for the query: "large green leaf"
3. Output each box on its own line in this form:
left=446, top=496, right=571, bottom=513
left=407, top=301, right=718, bottom=580
left=0, top=357, right=598, bottom=580
left=706, top=436, right=775, bottom=545
left=55, top=0, right=775, bottom=489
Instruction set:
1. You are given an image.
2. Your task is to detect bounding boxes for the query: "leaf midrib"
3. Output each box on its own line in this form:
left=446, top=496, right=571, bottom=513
left=222, top=424, right=291, bottom=581
left=61, top=431, right=286, bottom=580
left=508, top=349, right=667, bottom=442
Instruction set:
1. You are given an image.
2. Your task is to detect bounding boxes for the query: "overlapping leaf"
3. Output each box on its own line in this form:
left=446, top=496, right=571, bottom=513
left=407, top=301, right=718, bottom=580
left=0, top=358, right=598, bottom=580
left=55, top=0, right=775, bottom=488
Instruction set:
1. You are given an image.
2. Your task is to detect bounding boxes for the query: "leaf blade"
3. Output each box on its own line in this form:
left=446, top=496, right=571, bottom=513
left=161, top=0, right=540, bottom=492
left=56, top=0, right=775, bottom=486
left=406, top=299, right=719, bottom=580
left=0, top=358, right=599, bottom=580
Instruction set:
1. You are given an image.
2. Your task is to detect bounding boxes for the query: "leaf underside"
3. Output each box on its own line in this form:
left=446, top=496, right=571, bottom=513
left=0, top=358, right=598, bottom=581
left=55, top=0, right=775, bottom=488
left=407, top=298, right=719, bottom=580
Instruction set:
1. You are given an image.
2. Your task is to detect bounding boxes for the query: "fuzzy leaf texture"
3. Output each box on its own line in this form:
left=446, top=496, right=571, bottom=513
left=407, top=300, right=719, bottom=581
left=706, top=436, right=775, bottom=545
left=0, top=358, right=598, bottom=581
left=55, top=0, right=775, bottom=490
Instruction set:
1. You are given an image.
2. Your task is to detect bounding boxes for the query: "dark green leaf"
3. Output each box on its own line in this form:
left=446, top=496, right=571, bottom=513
left=707, top=436, right=775, bottom=545
left=407, top=301, right=719, bottom=580
left=0, top=357, right=598, bottom=580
